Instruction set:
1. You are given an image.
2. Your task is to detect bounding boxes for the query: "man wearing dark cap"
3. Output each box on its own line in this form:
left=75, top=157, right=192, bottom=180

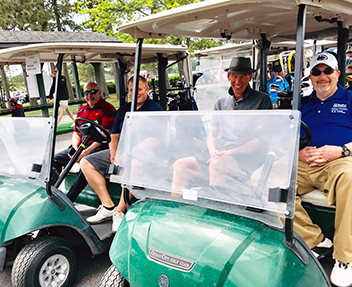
left=171, top=57, right=272, bottom=193
left=267, top=59, right=293, bottom=108
left=294, top=52, right=352, bottom=287
left=214, top=56, right=272, bottom=110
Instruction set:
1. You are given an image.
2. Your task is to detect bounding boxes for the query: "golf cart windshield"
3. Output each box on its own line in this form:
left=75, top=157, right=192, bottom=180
left=0, top=118, right=52, bottom=180
left=111, top=110, right=300, bottom=227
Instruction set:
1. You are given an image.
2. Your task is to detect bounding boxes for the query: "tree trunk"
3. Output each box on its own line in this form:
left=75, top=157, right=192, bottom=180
left=0, top=65, right=11, bottom=109
left=63, top=63, right=74, bottom=100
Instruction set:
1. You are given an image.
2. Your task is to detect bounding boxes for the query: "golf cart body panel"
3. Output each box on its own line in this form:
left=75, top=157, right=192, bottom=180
left=0, top=42, right=192, bottom=285
left=102, top=0, right=352, bottom=286
left=111, top=200, right=328, bottom=286
left=0, top=117, right=88, bottom=244
left=107, top=111, right=328, bottom=285
left=0, top=176, right=88, bottom=244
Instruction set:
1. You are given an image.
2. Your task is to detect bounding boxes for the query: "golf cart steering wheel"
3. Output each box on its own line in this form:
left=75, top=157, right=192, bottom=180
left=75, top=117, right=111, bottom=144
left=300, top=121, right=312, bottom=150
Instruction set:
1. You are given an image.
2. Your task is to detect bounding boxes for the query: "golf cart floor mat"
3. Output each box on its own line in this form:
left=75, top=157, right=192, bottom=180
left=74, top=203, right=113, bottom=240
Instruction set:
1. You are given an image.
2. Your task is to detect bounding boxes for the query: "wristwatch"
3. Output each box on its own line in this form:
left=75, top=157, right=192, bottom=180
left=341, top=145, right=351, bottom=157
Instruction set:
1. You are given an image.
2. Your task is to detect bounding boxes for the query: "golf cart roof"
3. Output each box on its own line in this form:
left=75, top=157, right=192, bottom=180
left=192, top=40, right=338, bottom=57
left=0, top=42, right=188, bottom=65
left=118, top=0, right=352, bottom=41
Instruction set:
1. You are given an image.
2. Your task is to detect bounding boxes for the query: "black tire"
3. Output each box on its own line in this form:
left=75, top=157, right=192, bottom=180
left=11, top=236, right=77, bottom=287
left=99, top=264, right=129, bottom=287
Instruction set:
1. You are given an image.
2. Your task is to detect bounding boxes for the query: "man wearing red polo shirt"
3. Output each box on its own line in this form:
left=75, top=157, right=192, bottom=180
left=53, top=82, right=116, bottom=198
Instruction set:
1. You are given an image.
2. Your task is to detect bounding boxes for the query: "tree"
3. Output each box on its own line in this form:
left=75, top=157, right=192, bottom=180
left=0, top=0, right=51, bottom=31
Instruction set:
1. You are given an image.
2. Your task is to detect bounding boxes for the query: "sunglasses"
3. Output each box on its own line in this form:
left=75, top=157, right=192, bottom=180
left=310, top=66, right=335, bottom=76
left=273, top=70, right=282, bottom=73
left=83, top=89, right=99, bottom=96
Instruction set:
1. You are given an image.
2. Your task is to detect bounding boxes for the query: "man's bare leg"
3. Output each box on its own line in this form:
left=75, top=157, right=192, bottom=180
left=171, top=157, right=201, bottom=196
left=80, top=158, right=114, bottom=208
left=66, top=107, right=75, bottom=122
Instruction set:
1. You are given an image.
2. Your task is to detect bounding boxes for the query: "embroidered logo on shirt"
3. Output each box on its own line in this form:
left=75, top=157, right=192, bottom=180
left=331, top=103, right=348, bottom=114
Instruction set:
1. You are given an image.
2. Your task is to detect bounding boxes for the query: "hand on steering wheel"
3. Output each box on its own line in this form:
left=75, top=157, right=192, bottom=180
left=75, top=117, right=111, bottom=144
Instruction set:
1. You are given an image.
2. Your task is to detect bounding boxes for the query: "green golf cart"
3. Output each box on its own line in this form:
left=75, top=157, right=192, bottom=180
left=0, top=42, right=191, bottom=287
left=99, top=0, right=352, bottom=286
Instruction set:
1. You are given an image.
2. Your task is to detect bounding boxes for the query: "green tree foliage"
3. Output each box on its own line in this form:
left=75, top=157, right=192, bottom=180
left=75, top=0, right=228, bottom=51
left=0, top=0, right=51, bottom=30
left=0, top=0, right=79, bottom=31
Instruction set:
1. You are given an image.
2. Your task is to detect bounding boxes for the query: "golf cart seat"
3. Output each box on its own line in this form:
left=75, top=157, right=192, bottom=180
left=300, top=189, right=335, bottom=209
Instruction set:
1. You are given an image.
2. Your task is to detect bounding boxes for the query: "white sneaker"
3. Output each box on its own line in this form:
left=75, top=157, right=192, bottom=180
left=86, top=205, right=114, bottom=224
left=331, top=259, right=352, bottom=287
left=112, top=211, right=124, bottom=233
left=70, top=123, right=75, bottom=128
left=311, top=237, right=333, bottom=259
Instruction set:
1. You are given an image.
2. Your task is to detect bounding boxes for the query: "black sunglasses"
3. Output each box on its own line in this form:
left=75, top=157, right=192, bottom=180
left=83, top=89, right=99, bottom=96
left=310, top=66, right=335, bottom=76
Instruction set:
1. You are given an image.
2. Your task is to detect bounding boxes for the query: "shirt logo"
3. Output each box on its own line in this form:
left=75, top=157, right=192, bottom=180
left=331, top=103, right=348, bottom=114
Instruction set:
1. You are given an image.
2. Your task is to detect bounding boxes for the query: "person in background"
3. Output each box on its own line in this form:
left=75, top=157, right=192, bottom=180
left=49, top=68, right=75, bottom=126
left=267, top=59, right=293, bottom=108
left=10, top=98, right=25, bottom=117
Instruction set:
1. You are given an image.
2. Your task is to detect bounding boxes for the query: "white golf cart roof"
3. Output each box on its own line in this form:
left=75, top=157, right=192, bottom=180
left=0, top=42, right=188, bottom=65
left=192, top=40, right=338, bottom=57
left=118, top=0, right=352, bottom=41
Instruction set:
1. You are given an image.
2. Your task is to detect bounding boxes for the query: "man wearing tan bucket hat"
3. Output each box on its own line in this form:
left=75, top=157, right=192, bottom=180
left=171, top=57, right=272, bottom=194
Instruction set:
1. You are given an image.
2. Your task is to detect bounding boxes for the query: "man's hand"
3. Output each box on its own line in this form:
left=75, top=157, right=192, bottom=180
left=299, top=145, right=342, bottom=166
left=207, top=149, right=232, bottom=163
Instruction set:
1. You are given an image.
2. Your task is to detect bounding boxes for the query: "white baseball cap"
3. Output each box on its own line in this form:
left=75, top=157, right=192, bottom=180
left=310, top=52, right=338, bottom=71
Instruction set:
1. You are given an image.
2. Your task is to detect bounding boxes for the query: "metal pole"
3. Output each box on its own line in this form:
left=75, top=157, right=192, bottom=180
left=36, top=63, right=49, bottom=117
left=158, top=53, right=168, bottom=110
left=292, top=4, right=307, bottom=111
left=45, top=53, right=66, bottom=210
left=117, top=60, right=127, bottom=107
left=71, top=59, right=82, bottom=108
left=131, top=39, right=143, bottom=112
left=260, top=34, right=270, bottom=93
left=337, top=21, right=349, bottom=86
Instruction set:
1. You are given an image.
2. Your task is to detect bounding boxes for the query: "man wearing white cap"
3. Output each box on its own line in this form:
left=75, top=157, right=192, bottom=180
left=294, top=52, right=352, bottom=286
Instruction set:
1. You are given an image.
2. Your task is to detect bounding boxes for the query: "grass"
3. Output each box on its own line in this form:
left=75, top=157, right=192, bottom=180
left=0, top=95, right=121, bottom=134
left=21, top=94, right=120, bottom=117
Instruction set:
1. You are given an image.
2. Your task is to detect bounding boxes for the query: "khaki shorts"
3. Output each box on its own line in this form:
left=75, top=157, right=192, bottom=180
left=59, top=100, right=69, bottom=111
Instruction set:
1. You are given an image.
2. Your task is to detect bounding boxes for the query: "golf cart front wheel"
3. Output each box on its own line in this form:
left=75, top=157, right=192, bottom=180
left=99, top=264, right=129, bottom=287
left=11, top=236, right=77, bottom=287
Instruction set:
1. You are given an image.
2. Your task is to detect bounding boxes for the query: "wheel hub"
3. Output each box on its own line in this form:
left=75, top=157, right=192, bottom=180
left=38, top=254, right=70, bottom=287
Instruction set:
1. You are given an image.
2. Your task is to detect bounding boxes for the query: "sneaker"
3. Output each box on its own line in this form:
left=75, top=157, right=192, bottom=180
left=331, top=259, right=352, bottom=287
left=70, top=123, right=75, bottom=128
left=311, top=237, right=333, bottom=259
left=112, top=211, right=124, bottom=233
left=86, top=205, right=114, bottom=224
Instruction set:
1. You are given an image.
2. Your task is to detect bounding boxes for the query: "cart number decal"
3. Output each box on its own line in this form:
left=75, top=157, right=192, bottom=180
left=149, top=247, right=195, bottom=271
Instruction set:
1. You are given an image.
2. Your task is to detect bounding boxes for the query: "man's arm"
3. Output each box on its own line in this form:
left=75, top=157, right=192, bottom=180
left=71, top=131, right=82, bottom=150
left=299, top=142, right=352, bottom=167
left=109, top=133, right=120, bottom=164
left=207, top=126, right=219, bottom=159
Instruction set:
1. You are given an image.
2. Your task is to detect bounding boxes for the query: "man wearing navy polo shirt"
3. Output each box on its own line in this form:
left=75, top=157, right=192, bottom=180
left=294, top=52, right=352, bottom=287
left=78, top=75, right=163, bottom=229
